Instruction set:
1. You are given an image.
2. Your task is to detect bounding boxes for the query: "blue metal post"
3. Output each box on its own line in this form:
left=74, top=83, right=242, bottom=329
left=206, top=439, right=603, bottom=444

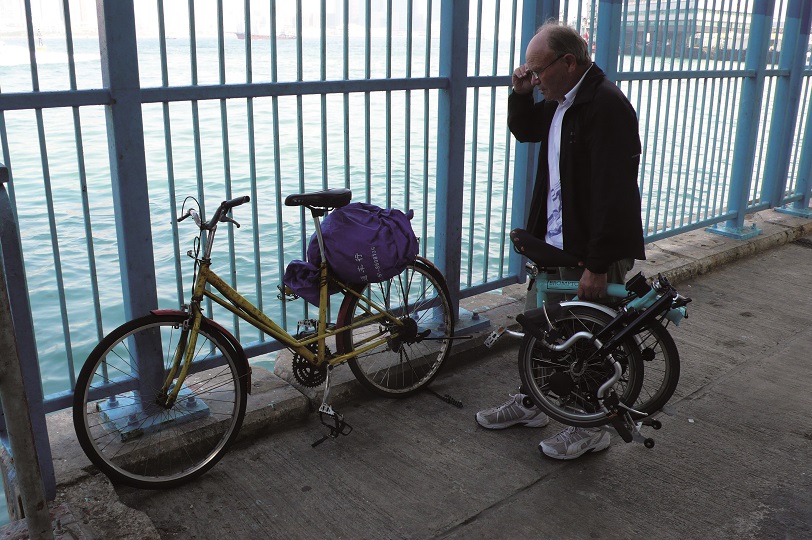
left=97, top=0, right=159, bottom=318
left=0, top=165, right=55, bottom=501
left=761, top=1, right=812, bottom=208
left=595, top=0, right=624, bottom=81
left=776, top=2, right=812, bottom=217
left=435, top=0, right=470, bottom=314
left=707, top=0, right=775, bottom=240
left=96, top=1, right=161, bottom=390
left=508, top=0, right=559, bottom=281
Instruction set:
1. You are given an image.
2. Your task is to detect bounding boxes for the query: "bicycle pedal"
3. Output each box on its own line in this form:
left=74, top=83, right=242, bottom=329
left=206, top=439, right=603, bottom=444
left=484, top=326, right=506, bottom=348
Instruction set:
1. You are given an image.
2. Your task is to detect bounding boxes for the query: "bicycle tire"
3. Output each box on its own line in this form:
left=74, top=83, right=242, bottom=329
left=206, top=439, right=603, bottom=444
left=518, top=305, right=644, bottom=428
left=336, top=259, right=454, bottom=397
left=630, top=321, right=680, bottom=416
left=73, top=313, right=248, bottom=489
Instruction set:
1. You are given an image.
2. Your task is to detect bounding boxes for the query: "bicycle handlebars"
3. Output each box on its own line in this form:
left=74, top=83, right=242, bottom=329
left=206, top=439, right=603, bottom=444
left=177, top=195, right=251, bottom=230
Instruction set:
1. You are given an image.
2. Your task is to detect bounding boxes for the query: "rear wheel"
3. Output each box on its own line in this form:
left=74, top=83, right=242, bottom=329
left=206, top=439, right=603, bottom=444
left=73, top=313, right=247, bottom=489
left=337, top=259, right=454, bottom=397
left=518, top=305, right=643, bottom=428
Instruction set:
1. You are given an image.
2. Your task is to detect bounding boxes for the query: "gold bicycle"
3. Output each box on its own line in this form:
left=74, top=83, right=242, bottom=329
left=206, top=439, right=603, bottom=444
left=73, top=188, right=455, bottom=488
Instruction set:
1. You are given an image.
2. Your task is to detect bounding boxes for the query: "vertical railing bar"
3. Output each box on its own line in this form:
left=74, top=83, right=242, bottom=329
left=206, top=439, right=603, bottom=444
left=320, top=0, right=328, bottom=191
left=243, top=0, right=264, bottom=339
left=789, top=77, right=811, bottom=186
left=678, top=2, right=704, bottom=226
left=157, top=0, right=184, bottom=308
left=650, top=1, right=665, bottom=230
left=697, top=0, right=725, bottom=219
left=187, top=0, right=204, bottom=215
left=364, top=0, right=372, bottom=202
left=483, top=0, right=502, bottom=282
left=640, top=56, right=655, bottom=228
left=656, top=77, right=674, bottom=231
left=664, top=2, right=683, bottom=229
left=702, top=1, right=730, bottom=221
left=498, top=0, right=519, bottom=280
left=270, top=0, right=287, bottom=329
left=733, top=0, right=750, bottom=65
left=22, top=0, right=76, bottom=388
left=687, top=76, right=705, bottom=223
left=385, top=0, right=393, bottom=208
left=62, top=0, right=103, bottom=345
left=672, top=3, right=688, bottom=230
left=630, top=0, right=641, bottom=72
left=422, top=0, right=433, bottom=259
left=652, top=0, right=662, bottom=72
left=753, top=80, right=773, bottom=203
left=665, top=76, right=683, bottom=231
left=712, top=0, right=744, bottom=214
left=722, top=76, right=743, bottom=207
left=721, top=0, right=733, bottom=71
left=647, top=75, right=663, bottom=231
left=618, top=0, right=630, bottom=73
left=294, top=0, right=309, bottom=319
left=216, top=0, right=239, bottom=339
left=703, top=76, right=722, bottom=220
left=695, top=5, right=717, bottom=222
left=188, top=0, right=212, bottom=319
left=754, top=0, right=783, bottom=205
left=717, top=0, right=740, bottom=212
left=697, top=74, right=714, bottom=221
left=467, top=0, right=483, bottom=287
left=403, top=0, right=413, bottom=213
left=343, top=0, right=350, bottom=189
left=714, top=76, right=733, bottom=212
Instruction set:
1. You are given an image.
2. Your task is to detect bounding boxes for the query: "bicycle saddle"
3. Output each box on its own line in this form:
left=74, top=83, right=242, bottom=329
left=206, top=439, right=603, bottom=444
left=510, top=228, right=580, bottom=268
left=285, top=188, right=352, bottom=209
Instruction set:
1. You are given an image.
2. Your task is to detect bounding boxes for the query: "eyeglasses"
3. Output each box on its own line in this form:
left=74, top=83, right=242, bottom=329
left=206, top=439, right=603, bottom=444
left=528, top=54, right=565, bottom=80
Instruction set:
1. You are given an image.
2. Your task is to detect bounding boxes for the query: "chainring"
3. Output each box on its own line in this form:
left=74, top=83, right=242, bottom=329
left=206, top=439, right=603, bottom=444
left=291, top=340, right=330, bottom=388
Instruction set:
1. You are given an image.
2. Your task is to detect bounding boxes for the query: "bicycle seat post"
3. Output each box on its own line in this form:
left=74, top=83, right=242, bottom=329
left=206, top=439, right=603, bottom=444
left=309, top=207, right=328, bottom=265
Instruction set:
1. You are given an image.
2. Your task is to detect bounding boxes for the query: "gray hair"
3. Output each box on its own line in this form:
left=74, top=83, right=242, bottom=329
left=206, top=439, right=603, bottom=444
left=538, top=20, right=591, bottom=65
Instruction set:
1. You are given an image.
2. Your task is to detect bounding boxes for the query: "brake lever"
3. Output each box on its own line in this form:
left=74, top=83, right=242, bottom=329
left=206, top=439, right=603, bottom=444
left=220, top=215, right=241, bottom=228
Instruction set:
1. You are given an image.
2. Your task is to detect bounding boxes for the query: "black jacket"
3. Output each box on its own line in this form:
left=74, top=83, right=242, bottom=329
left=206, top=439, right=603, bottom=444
left=508, top=64, right=646, bottom=273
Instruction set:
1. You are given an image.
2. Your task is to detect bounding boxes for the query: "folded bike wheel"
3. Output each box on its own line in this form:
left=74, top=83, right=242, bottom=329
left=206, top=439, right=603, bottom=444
left=518, top=305, right=644, bottom=428
left=630, top=320, right=680, bottom=416
left=73, top=313, right=248, bottom=489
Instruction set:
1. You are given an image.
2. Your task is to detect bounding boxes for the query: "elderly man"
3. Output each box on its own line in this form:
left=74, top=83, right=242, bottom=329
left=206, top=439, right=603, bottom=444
left=476, top=21, right=645, bottom=460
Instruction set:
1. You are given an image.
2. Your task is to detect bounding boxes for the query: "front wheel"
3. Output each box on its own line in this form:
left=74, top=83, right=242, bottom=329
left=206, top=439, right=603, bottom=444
left=518, top=305, right=644, bottom=428
left=73, top=313, right=248, bottom=489
left=336, top=259, right=454, bottom=397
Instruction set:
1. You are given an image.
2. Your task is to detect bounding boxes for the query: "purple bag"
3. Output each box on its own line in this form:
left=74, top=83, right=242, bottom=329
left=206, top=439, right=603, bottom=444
left=283, top=203, right=419, bottom=306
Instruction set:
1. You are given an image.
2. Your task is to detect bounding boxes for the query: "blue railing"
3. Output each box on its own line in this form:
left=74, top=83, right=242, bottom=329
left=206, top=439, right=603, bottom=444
left=0, top=0, right=811, bottom=503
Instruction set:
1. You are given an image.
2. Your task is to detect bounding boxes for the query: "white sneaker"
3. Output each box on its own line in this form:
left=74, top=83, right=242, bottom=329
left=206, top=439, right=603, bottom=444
left=475, top=394, right=549, bottom=429
left=539, top=426, right=611, bottom=460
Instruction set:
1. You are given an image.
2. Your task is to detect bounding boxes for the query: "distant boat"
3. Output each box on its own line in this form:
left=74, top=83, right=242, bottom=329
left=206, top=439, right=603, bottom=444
left=234, top=31, right=295, bottom=40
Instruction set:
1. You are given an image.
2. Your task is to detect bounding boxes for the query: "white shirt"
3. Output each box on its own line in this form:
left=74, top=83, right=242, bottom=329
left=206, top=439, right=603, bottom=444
left=545, top=64, right=593, bottom=250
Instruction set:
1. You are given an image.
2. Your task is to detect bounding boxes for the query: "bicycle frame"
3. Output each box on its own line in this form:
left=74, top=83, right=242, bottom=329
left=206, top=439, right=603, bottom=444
left=161, top=205, right=407, bottom=407
left=529, top=263, right=686, bottom=325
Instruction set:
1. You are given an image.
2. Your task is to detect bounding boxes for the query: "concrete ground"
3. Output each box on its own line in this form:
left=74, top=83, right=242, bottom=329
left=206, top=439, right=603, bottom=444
left=5, top=209, right=812, bottom=539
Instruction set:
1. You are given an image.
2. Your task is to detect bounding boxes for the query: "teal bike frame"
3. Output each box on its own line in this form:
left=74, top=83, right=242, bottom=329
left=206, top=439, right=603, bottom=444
left=527, top=262, right=687, bottom=325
